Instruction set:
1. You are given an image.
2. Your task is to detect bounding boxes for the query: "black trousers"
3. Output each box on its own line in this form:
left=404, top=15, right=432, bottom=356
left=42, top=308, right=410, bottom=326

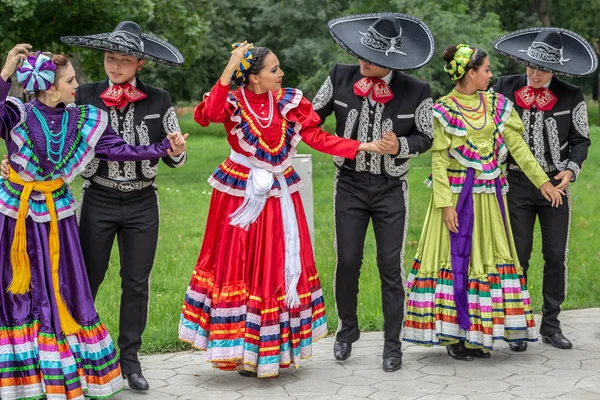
left=507, top=170, right=570, bottom=336
left=79, top=183, right=160, bottom=374
left=334, top=169, right=407, bottom=358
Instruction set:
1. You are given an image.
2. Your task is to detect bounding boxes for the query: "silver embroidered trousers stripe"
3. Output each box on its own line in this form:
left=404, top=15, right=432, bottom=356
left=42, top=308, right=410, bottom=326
left=333, top=169, right=407, bottom=358
left=506, top=170, right=570, bottom=336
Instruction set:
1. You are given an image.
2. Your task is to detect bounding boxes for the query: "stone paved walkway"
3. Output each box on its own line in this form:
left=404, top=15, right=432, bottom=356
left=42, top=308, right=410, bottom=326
left=115, top=309, right=600, bottom=399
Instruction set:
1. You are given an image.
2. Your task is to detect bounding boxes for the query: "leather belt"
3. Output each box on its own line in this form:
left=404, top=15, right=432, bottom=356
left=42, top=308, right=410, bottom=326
left=91, top=176, right=153, bottom=192
left=507, top=163, right=557, bottom=173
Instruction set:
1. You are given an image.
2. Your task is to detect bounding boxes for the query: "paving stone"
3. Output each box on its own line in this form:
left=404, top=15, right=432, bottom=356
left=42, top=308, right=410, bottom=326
left=283, top=379, right=341, bottom=396
left=419, top=366, right=456, bottom=376
left=371, top=380, right=446, bottom=395
left=368, top=391, right=424, bottom=400
left=154, top=384, right=206, bottom=396
left=454, top=364, right=512, bottom=380
left=200, top=375, right=253, bottom=391
left=507, top=385, right=574, bottom=398
left=504, top=373, right=580, bottom=388
left=575, top=375, right=600, bottom=394
left=353, top=367, right=426, bottom=381
left=467, top=394, right=514, bottom=400
left=545, top=368, right=596, bottom=378
left=141, top=368, right=177, bottom=380
left=337, top=385, right=378, bottom=398
left=553, top=389, right=600, bottom=399
left=443, top=379, right=510, bottom=395
left=419, top=375, right=469, bottom=385
left=107, top=309, right=600, bottom=398
left=177, top=392, right=241, bottom=400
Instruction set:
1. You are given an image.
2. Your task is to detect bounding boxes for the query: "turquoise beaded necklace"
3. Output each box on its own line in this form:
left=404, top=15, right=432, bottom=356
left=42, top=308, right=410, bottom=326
left=31, top=106, right=69, bottom=165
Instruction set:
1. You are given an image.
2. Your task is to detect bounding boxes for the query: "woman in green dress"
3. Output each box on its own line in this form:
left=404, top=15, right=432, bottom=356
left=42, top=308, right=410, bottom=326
left=402, top=44, right=564, bottom=361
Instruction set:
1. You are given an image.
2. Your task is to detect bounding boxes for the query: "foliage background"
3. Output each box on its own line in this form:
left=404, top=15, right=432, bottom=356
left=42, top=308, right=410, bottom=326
left=1, top=0, right=598, bottom=104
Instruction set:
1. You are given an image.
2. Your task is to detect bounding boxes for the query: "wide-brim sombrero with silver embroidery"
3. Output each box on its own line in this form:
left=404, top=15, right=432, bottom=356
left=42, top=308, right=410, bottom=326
left=494, top=27, right=597, bottom=77
left=328, top=13, right=434, bottom=70
left=61, top=21, right=184, bottom=67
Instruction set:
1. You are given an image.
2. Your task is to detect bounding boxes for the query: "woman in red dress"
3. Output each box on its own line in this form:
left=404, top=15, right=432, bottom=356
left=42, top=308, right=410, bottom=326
left=179, top=42, right=390, bottom=377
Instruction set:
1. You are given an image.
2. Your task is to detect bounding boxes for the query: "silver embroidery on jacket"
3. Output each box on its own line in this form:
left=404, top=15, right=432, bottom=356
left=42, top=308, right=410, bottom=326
left=415, top=98, right=434, bottom=139
left=544, top=117, right=566, bottom=170
left=313, top=76, right=333, bottom=111
left=531, top=110, right=547, bottom=167
left=163, top=106, right=181, bottom=133
left=566, top=161, right=581, bottom=179
left=572, top=101, right=589, bottom=139
left=137, top=121, right=159, bottom=179
left=521, top=109, right=531, bottom=143
left=354, top=99, right=372, bottom=172
left=334, top=108, right=359, bottom=167
left=107, top=104, right=137, bottom=179
left=369, top=106, right=384, bottom=175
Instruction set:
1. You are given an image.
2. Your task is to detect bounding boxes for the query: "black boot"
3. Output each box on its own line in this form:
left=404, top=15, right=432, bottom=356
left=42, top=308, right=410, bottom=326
left=446, top=341, right=473, bottom=361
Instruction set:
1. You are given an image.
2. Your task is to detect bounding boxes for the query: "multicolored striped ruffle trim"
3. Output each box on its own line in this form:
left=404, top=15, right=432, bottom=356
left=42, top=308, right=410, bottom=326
left=226, top=88, right=303, bottom=174
left=0, top=319, right=123, bottom=400
left=2, top=99, right=107, bottom=223
left=178, top=269, right=327, bottom=378
left=208, top=156, right=303, bottom=197
left=424, top=168, right=508, bottom=195
left=403, top=258, right=537, bottom=350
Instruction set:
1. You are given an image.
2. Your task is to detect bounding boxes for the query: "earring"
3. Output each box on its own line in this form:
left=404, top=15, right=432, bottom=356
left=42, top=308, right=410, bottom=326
left=51, top=91, right=61, bottom=102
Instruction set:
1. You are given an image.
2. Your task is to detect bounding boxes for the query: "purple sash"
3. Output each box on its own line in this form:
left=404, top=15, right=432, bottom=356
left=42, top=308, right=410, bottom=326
left=450, top=169, right=508, bottom=331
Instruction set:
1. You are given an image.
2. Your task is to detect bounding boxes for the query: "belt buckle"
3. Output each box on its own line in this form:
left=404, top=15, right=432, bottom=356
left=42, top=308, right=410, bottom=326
left=117, top=182, right=136, bottom=192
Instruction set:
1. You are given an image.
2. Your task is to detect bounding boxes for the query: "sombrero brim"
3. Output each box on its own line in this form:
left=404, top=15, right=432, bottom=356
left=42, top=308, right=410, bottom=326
left=493, top=27, right=598, bottom=77
left=328, top=13, right=434, bottom=71
left=60, top=33, right=184, bottom=67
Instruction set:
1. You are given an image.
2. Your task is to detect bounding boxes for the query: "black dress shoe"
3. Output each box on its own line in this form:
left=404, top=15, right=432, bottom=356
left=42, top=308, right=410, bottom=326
left=508, top=341, right=528, bottom=352
left=333, top=341, right=352, bottom=361
left=382, top=357, right=402, bottom=372
left=446, top=342, right=473, bottom=361
left=238, top=370, right=257, bottom=377
left=468, top=348, right=491, bottom=359
left=542, top=333, right=572, bottom=349
left=124, top=372, right=149, bottom=391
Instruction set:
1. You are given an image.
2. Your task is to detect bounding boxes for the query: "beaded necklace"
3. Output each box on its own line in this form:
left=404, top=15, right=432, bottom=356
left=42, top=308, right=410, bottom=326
left=241, top=86, right=274, bottom=129
left=31, top=106, right=69, bottom=165
left=450, top=93, right=487, bottom=131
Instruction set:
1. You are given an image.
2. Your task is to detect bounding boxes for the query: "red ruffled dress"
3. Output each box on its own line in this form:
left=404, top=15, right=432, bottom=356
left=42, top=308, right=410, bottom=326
left=178, top=82, right=360, bottom=377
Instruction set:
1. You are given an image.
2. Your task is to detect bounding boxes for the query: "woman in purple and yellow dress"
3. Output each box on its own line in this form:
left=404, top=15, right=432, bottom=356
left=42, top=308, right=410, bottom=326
left=402, top=44, right=564, bottom=361
left=178, top=42, right=391, bottom=377
left=0, top=45, right=185, bottom=399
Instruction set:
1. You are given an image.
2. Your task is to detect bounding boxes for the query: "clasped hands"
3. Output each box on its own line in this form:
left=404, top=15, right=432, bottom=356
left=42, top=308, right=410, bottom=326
left=167, top=132, right=189, bottom=157
left=358, top=131, right=400, bottom=155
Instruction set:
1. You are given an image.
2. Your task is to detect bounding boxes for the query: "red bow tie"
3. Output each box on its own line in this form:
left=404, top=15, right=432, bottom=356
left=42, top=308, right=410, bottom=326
left=100, top=83, right=147, bottom=109
left=353, top=77, right=394, bottom=104
left=514, top=86, right=557, bottom=111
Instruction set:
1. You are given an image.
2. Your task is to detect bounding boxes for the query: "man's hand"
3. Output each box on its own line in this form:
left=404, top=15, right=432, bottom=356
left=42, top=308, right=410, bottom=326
left=554, top=170, right=573, bottom=191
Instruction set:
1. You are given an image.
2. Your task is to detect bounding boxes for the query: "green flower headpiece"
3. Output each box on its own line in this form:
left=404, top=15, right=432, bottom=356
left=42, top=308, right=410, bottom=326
left=443, top=44, right=474, bottom=81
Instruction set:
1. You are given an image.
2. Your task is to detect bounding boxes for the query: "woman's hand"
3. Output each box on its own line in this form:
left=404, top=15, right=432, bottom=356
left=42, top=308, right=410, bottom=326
left=1, top=155, right=9, bottom=180
left=220, top=41, right=253, bottom=86
left=1, top=44, right=32, bottom=82
left=167, top=132, right=189, bottom=157
left=540, top=181, right=564, bottom=208
left=443, top=206, right=459, bottom=233
left=358, top=141, right=384, bottom=154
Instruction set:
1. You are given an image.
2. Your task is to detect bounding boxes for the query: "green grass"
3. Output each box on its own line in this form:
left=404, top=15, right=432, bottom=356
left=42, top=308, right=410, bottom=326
left=9, top=115, right=600, bottom=354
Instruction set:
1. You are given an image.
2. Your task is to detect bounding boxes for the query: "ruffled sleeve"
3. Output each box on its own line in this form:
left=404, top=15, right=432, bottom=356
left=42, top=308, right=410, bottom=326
left=431, top=121, right=453, bottom=208
left=502, top=107, right=549, bottom=189
left=193, top=80, right=237, bottom=126
left=286, top=94, right=360, bottom=159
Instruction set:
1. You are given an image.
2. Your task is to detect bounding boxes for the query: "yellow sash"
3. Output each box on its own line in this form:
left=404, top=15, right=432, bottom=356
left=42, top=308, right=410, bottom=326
left=7, top=168, right=81, bottom=334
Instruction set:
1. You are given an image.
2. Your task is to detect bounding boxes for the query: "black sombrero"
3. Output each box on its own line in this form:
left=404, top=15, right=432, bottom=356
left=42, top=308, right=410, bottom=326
left=328, top=13, right=434, bottom=71
left=494, top=27, right=598, bottom=77
left=61, top=21, right=184, bottom=67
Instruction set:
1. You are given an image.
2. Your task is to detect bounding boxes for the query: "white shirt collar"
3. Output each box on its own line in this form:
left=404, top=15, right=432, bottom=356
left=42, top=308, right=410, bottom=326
left=109, top=77, right=137, bottom=87
left=381, top=70, right=393, bottom=85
